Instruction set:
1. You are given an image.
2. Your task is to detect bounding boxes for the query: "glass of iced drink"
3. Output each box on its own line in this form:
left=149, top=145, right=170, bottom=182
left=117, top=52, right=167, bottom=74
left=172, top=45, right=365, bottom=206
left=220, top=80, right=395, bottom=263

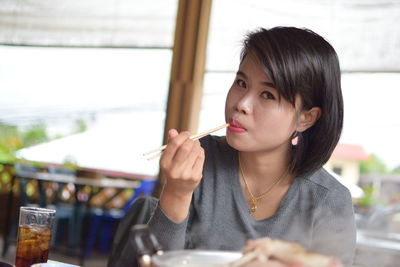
left=15, top=207, right=56, bottom=267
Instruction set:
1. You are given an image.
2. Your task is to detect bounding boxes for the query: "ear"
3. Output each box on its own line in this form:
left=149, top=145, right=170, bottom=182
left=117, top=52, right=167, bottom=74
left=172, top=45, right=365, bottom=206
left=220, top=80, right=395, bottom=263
left=296, top=107, right=321, bottom=132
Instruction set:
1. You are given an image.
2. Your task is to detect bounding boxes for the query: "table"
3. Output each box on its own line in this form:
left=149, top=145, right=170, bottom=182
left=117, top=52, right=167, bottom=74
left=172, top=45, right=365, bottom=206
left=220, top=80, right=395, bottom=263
left=2, top=168, right=155, bottom=266
left=37, top=260, right=81, bottom=266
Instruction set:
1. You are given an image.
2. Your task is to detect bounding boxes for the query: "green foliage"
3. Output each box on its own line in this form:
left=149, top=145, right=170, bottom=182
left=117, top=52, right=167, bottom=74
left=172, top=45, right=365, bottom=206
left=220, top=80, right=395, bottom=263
left=75, top=119, right=87, bottom=133
left=0, top=119, right=88, bottom=165
left=391, top=165, right=400, bottom=174
left=360, top=153, right=388, bottom=174
left=21, top=124, right=49, bottom=147
left=1, top=172, right=11, bottom=183
left=358, top=186, right=375, bottom=207
left=63, top=155, right=79, bottom=170
left=0, top=122, right=21, bottom=162
left=0, top=121, right=49, bottom=163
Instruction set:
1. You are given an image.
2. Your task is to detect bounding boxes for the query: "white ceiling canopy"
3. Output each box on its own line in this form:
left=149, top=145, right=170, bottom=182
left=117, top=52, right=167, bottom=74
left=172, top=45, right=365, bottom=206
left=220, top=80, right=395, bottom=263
left=1, top=0, right=399, bottom=71
left=207, top=0, right=400, bottom=72
left=0, top=0, right=178, bottom=47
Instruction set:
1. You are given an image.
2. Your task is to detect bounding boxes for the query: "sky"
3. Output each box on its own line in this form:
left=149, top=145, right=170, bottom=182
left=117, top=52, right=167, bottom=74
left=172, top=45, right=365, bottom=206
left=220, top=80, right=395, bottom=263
left=1, top=46, right=400, bottom=173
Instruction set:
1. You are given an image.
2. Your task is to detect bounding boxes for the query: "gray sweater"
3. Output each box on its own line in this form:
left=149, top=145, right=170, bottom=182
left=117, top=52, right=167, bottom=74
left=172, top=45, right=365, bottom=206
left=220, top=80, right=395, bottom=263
left=148, top=135, right=356, bottom=265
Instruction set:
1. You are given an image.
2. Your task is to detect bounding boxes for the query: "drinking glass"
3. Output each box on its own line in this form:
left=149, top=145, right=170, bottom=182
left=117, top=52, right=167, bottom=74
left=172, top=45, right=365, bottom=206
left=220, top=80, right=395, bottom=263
left=15, top=207, right=56, bottom=267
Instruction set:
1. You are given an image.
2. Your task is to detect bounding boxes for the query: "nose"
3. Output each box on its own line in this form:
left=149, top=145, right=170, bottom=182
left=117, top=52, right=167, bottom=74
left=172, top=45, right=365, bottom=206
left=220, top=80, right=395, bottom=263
left=235, top=92, right=253, bottom=114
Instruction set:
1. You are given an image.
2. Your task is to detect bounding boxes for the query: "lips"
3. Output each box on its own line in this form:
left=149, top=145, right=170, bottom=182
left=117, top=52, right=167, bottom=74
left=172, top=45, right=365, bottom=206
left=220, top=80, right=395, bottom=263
left=228, top=119, right=247, bottom=133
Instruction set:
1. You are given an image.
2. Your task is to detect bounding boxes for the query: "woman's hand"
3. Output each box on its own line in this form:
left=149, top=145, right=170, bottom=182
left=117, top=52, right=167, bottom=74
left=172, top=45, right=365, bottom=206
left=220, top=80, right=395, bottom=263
left=240, top=238, right=342, bottom=267
left=243, top=259, right=302, bottom=267
left=241, top=239, right=302, bottom=267
left=159, top=129, right=205, bottom=222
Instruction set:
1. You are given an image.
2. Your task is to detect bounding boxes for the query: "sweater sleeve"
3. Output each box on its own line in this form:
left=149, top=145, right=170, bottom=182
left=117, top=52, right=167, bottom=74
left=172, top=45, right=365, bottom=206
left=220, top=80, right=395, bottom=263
left=147, top=136, right=216, bottom=251
left=311, top=187, right=357, bottom=267
left=147, top=202, right=190, bottom=250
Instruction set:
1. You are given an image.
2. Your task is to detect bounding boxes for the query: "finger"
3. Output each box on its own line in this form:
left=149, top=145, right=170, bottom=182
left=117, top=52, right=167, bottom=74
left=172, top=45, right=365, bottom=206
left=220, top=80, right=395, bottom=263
left=172, top=137, right=195, bottom=164
left=168, top=129, right=179, bottom=140
left=192, top=146, right=205, bottom=178
left=181, top=140, right=202, bottom=171
left=243, top=239, right=259, bottom=253
left=243, top=259, right=285, bottom=267
left=161, top=131, right=191, bottom=167
left=265, top=260, right=289, bottom=267
left=242, top=260, right=266, bottom=267
left=182, top=145, right=204, bottom=181
left=330, top=259, right=343, bottom=267
left=163, top=129, right=179, bottom=163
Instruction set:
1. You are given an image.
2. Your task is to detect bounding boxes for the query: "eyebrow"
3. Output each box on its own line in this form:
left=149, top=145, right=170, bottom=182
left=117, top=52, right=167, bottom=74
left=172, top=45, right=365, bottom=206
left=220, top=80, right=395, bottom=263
left=236, top=71, right=275, bottom=88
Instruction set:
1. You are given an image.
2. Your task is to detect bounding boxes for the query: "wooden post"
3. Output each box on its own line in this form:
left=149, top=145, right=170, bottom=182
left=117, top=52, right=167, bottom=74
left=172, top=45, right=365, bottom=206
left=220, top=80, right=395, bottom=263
left=153, top=0, right=212, bottom=197
left=164, top=0, right=212, bottom=139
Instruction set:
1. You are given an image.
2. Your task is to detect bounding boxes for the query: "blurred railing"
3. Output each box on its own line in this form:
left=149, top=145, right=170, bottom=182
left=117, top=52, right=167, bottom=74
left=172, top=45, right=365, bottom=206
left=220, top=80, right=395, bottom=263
left=0, top=161, right=157, bottom=265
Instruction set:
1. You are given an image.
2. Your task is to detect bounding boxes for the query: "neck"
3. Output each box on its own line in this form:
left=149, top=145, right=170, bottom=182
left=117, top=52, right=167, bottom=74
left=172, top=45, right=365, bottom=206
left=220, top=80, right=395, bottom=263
left=239, top=149, right=291, bottom=184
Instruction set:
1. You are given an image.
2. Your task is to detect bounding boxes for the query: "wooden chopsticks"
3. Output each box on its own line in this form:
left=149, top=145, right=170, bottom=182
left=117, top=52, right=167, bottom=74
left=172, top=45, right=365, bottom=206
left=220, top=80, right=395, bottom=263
left=143, top=123, right=229, bottom=160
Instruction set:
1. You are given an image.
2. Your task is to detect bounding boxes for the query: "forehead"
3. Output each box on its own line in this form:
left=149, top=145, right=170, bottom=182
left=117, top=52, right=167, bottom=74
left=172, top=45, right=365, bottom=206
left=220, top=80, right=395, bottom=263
left=239, top=54, right=271, bottom=82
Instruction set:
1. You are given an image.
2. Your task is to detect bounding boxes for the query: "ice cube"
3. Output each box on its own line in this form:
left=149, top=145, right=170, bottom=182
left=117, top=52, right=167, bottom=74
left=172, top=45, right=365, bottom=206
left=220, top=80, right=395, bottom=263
left=29, top=225, right=48, bottom=235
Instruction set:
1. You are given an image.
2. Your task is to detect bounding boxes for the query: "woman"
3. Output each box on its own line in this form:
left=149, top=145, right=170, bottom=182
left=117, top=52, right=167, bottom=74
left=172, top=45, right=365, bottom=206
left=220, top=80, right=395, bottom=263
left=147, top=26, right=356, bottom=266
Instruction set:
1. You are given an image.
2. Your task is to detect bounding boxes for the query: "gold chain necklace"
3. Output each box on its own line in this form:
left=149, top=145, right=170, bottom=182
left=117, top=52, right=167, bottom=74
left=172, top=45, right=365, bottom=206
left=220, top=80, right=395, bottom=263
left=238, top=153, right=288, bottom=213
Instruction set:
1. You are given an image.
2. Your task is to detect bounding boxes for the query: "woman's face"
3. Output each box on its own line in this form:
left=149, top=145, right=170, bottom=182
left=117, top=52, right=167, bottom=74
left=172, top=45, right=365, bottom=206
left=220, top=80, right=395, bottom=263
left=225, top=55, right=300, bottom=154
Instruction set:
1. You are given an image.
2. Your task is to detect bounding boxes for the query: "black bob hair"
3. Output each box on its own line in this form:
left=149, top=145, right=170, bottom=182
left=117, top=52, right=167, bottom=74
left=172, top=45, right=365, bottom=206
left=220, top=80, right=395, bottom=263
left=241, top=26, right=344, bottom=177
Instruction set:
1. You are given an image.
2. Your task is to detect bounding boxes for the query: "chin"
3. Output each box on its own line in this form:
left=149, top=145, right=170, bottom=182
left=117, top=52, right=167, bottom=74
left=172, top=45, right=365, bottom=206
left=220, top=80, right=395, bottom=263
left=225, top=133, right=243, bottom=151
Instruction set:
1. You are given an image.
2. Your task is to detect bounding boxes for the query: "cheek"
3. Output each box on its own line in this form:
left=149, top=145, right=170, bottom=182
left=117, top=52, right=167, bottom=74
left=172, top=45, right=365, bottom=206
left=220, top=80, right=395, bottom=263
left=255, top=108, right=296, bottom=136
left=225, top=88, right=235, bottom=112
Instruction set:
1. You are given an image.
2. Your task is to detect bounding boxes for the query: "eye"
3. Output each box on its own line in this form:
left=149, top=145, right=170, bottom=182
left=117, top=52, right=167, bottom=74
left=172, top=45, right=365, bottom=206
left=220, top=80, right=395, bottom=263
left=261, top=91, right=276, bottom=100
left=235, top=79, right=246, bottom=88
